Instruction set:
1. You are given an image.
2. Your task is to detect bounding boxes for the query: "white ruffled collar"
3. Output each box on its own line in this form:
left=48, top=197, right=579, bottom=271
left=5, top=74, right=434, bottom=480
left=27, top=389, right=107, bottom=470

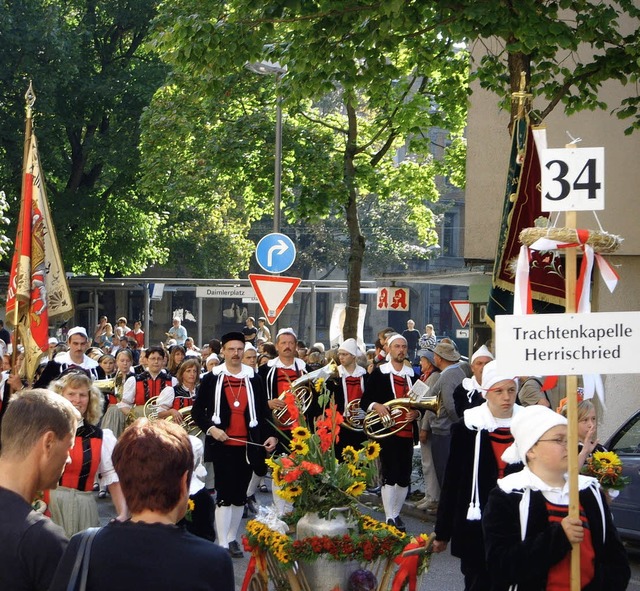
left=212, top=362, right=254, bottom=380
left=338, top=365, right=366, bottom=378
left=498, top=466, right=597, bottom=494
left=464, top=401, right=521, bottom=432
left=379, top=361, right=414, bottom=377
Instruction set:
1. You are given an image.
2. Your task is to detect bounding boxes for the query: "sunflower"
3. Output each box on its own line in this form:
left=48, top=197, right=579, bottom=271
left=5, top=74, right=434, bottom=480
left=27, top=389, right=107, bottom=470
left=341, top=445, right=359, bottom=464
left=345, top=481, right=367, bottom=496
left=291, top=426, right=311, bottom=440
left=286, top=484, right=304, bottom=498
left=364, top=441, right=381, bottom=461
left=347, top=463, right=365, bottom=478
left=289, top=439, right=310, bottom=455
left=314, top=378, right=325, bottom=393
left=594, top=450, right=622, bottom=466
left=276, top=487, right=298, bottom=502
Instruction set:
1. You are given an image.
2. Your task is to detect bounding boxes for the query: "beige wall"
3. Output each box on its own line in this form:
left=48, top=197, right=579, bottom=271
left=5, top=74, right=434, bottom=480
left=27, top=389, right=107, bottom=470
left=465, top=78, right=640, bottom=260
left=465, top=50, right=640, bottom=438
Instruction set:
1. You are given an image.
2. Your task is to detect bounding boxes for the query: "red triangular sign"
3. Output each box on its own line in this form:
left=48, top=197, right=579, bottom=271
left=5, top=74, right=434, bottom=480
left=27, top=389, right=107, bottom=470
left=449, top=300, right=470, bottom=327
left=248, top=274, right=301, bottom=325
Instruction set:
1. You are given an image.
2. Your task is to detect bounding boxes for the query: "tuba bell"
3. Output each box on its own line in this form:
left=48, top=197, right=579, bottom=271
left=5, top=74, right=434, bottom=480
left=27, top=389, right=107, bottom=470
left=272, top=360, right=338, bottom=427
left=363, top=379, right=440, bottom=439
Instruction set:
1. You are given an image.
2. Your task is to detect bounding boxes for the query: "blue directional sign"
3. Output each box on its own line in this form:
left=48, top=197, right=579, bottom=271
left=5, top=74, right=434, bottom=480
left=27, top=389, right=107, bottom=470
left=255, top=233, right=296, bottom=274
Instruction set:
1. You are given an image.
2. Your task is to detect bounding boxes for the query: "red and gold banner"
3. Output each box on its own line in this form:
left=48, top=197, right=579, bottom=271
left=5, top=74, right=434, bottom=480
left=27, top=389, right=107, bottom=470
left=6, top=119, right=73, bottom=381
left=486, top=116, right=566, bottom=325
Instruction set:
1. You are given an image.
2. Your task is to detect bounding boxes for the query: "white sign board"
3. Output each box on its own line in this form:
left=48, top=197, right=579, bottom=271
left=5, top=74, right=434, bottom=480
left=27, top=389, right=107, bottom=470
left=495, top=311, right=640, bottom=376
left=540, top=147, right=604, bottom=211
left=195, top=286, right=256, bottom=299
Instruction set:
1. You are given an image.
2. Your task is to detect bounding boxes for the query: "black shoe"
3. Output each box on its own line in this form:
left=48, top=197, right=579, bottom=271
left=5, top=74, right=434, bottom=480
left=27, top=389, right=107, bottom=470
left=258, top=484, right=269, bottom=493
left=242, top=505, right=249, bottom=519
left=228, top=540, right=243, bottom=558
left=394, top=516, right=406, bottom=533
left=98, top=490, right=108, bottom=499
left=387, top=518, right=396, bottom=528
left=247, top=494, right=259, bottom=515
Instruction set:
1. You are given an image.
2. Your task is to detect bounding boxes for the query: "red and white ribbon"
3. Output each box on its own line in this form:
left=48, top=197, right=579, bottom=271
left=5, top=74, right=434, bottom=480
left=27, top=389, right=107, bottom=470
left=513, top=231, right=618, bottom=407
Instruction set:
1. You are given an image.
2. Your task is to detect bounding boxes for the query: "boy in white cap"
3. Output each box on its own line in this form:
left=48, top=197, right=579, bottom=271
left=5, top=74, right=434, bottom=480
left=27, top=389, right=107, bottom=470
left=433, top=360, right=523, bottom=591
left=452, top=344, right=494, bottom=418
left=483, top=405, right=629, bottom=591
left=326, top=338, right=367, bottom=456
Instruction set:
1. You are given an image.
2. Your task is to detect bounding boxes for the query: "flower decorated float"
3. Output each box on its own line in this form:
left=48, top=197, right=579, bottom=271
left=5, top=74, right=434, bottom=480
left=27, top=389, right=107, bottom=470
left=242, top=384, right=433, bottom=591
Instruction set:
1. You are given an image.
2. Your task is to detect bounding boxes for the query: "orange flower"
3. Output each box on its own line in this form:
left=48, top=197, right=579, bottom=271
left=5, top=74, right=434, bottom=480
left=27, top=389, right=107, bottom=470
left=301, top=461, right=323, bottom=475
left=284, top=391, right=300, bottom=426
left=283, top=468, right=303, bottom=483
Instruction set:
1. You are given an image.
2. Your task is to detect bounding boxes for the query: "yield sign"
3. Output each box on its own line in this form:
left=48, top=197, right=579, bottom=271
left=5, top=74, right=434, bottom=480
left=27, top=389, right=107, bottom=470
left=449, top=300, right=470, bottom=328
left=248, top=274, right=301, bottom=324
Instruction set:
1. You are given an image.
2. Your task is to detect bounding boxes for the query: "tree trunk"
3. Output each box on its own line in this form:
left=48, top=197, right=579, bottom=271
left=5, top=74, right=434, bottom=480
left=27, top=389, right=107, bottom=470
left=343, top=101, right=365, bottom=340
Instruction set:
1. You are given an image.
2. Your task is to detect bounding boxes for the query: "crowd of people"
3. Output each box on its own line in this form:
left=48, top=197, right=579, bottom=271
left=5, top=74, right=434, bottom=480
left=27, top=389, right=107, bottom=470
left=0, top=315, right=631, bottom=591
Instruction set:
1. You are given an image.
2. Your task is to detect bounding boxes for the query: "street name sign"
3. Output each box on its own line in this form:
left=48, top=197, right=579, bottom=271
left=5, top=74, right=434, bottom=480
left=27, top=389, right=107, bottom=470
left=195, top=286, right=256, bottom=299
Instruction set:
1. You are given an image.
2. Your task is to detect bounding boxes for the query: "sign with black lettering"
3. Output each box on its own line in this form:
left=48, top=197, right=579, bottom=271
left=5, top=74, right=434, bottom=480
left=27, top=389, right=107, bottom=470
left=540, top=147, right=604, bottom=212
left=495, top=311, right=640, bottom=375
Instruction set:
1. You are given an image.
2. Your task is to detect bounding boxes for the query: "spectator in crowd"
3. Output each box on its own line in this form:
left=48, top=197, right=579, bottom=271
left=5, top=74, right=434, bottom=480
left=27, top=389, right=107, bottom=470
left=0, top=389, right=79, bottom=591
left=402, top=319, right=421, bottom=361
left=49, top=419, right=234, bottom=591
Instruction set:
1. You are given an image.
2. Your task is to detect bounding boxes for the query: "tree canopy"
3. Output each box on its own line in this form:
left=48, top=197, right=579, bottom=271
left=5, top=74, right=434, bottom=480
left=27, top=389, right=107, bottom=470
left=151, top=0, right=469, bottom=336
left=0, top=0, right=169, bottom=276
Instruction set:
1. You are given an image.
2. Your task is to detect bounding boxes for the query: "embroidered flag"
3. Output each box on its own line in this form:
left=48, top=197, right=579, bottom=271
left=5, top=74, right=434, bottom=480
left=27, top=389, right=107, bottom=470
left=486, top=116, right=565, bottom=325
left=6, top=118, right=73, bottom=380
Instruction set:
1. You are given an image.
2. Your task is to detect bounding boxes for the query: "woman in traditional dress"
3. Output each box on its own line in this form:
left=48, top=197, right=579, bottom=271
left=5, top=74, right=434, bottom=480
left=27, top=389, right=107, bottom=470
left=48, top=371, right=127, bottom=536
left=156, top=358, right=200, bottom=425
left=100, top=349, right=135, bottom=439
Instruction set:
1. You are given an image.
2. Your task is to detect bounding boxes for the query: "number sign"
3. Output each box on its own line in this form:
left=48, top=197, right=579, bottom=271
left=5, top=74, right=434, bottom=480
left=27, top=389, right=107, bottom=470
left=540, top=147, right=604, bottom=212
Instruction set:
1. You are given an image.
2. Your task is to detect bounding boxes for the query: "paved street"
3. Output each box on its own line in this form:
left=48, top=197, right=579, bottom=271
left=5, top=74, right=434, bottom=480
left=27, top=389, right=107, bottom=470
left=97, top=484, right=640, bottom=590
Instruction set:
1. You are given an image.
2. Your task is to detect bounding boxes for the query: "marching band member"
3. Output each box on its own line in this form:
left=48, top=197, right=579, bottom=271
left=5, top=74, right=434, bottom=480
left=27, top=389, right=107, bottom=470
left=48, top=371, right=126, bottom=536
left=117, top=346, right=177, bottom=424
left=327, top=338, right=368, bottom=457
left=192, top=332, right=277, bottom=558
left=361, top=334, right=419, bottom=533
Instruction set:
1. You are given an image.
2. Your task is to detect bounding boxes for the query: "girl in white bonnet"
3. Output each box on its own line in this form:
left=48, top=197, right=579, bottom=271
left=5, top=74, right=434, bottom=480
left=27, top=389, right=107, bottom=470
left=482, top=405, right=629, bottom=591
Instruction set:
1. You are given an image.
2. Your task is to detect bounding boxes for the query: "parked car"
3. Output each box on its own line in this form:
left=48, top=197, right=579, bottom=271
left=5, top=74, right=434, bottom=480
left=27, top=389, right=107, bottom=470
left=605, top=409, right=640, bottom=542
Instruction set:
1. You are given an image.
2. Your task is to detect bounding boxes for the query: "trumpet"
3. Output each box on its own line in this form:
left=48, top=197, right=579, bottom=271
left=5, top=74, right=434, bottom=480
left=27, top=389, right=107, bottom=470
left=363, top=381, right=440, bottom=439
left=272, top=360, right=338, bottom=427
left=342, top=399, right=365, bottom=432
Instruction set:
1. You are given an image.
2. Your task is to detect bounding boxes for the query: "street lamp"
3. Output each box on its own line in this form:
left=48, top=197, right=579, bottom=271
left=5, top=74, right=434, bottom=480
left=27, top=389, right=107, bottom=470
left=245, top=60, right=287, bottom=235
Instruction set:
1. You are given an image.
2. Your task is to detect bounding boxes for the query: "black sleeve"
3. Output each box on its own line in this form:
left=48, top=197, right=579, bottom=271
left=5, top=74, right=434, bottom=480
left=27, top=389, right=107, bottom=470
left=33, top=361, right=60, bottom=389
left=595, top=488, right=631, bottom=591
left=191, top=372, right=215, bottom=434
left=482, top=488, right=572, bottom=588
left=45, top=527, right=78, bottom=591
left=434, top=420, right=467, bottom=542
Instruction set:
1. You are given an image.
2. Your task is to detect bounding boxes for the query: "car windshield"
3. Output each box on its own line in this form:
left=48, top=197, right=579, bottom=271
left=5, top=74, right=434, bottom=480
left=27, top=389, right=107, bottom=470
left=609, top=413, right=640, bottom=455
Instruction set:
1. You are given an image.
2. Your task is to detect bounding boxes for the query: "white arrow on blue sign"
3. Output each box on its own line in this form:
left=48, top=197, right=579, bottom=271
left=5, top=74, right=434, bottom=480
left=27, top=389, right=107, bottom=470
left=255, top=233, right=296, bottom=274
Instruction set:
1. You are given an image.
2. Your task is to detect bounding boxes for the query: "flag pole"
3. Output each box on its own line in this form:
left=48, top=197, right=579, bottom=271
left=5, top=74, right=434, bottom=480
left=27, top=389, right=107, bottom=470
left=11, top=83, right=36, bottom=377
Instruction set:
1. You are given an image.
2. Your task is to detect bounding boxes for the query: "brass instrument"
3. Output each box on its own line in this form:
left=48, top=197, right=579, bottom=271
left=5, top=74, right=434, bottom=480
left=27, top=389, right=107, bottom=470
left=166, top=406, right=202, bottom=437
left=93, top=378, right=116, bottom=395
left=143, top=395, right=160, bottom=420
left=363, top=385, right=440, bottom=439
left=342, top=398, right=365, bottom=432
left=272, top=360, right=338, bottom=428
left=143, top=396, right=202, bottom=437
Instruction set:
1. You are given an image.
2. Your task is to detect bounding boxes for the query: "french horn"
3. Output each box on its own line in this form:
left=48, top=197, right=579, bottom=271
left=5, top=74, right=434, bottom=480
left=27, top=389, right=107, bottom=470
left=143, top=396, right=202, bottom=437
left=363, top=379, right=440, bottom=439
left=272, top=360, right=338, bottom=427
left=342, top=398, right=365, bottom=432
